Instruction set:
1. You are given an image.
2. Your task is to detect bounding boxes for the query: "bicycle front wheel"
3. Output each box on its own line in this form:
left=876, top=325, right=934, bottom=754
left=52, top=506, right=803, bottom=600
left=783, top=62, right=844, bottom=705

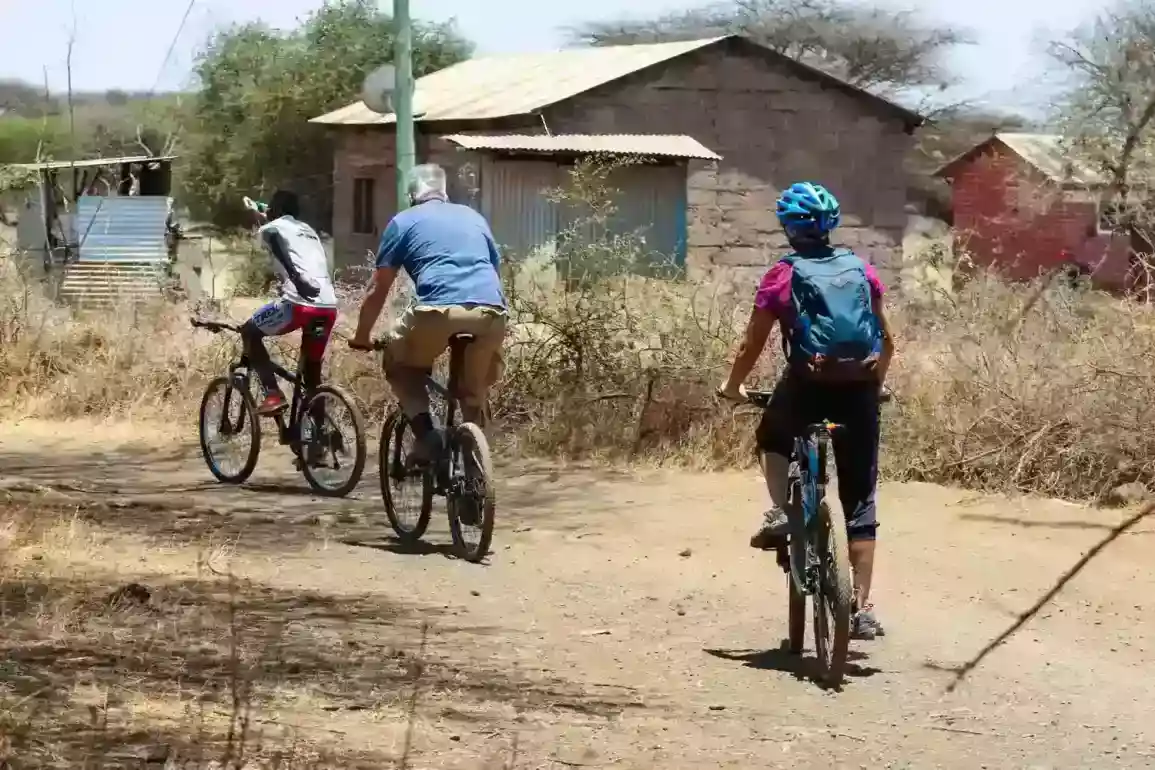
left=813, top=499, right=853, bottom=688
left=298, top=385, right=368, bottom=497
left=379, top=408, right=433, bottom=542
left=447, top=422, right=496, bottom=563
left=198, top=375, right=261, bottom=484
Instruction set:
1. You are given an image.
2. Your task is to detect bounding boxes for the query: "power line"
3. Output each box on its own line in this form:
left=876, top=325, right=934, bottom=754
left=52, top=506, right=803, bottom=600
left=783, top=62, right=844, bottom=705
left=151, top=0, right=198, bottom=94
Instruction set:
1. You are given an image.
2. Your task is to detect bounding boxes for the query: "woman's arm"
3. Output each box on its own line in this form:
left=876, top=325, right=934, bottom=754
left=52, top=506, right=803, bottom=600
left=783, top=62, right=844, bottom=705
left=719, top=306, right=776, bottom=398
left=873, top=294, right=896, bottom=384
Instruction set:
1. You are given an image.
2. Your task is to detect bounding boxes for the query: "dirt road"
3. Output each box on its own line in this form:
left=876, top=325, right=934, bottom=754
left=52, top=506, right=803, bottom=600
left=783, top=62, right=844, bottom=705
left=2, top=421, right=1153, bottom=768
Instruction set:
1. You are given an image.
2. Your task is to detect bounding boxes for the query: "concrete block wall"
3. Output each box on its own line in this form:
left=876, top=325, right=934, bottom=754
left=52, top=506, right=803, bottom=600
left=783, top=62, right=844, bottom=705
left=331, top=40, right=914, bottom=292
left=544, top=40, right=913, bottom=291
left=331, top=130, right=488, bottom=272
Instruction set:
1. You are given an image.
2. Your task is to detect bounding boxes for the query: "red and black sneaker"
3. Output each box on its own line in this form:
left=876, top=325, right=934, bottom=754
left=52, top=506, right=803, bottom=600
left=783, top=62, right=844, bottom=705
left=257, top=392, right=287, bottom=416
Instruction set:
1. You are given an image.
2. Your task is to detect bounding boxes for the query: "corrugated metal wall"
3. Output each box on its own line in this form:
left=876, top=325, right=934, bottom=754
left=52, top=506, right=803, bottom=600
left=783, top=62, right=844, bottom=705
left=563, top=163, right=686, bottom=267
left=479, top=158, right=688, bottom=268
left=73, top=196, right=169, bottom=263
left=479, top=158, right=561, bottom=260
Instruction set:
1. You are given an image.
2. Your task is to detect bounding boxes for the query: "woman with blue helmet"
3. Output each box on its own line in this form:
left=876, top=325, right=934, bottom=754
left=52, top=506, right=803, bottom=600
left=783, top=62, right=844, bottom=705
left=718, top=181, right=896, bottom=640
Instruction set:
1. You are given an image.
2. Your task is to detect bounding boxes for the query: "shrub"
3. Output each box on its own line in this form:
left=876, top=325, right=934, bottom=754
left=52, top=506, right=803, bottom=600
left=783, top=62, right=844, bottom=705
left=2, top=157, right=1154, bottom=503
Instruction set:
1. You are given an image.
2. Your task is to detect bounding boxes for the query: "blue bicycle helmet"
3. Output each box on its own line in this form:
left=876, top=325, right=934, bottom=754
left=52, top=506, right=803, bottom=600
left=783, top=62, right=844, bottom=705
left=775, top=182, right=841, bottom=237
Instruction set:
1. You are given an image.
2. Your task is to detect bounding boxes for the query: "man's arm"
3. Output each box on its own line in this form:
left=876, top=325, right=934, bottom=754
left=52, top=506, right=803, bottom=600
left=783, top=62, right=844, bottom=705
left=350, top=219, right=404, bottom=348
left=484, top=227, right=501, bottom=274
left=719, top=306, right=776, bottom=398
left=352, top=267, right=398, bottom=346
left=261, top=228, right=318, bottom=299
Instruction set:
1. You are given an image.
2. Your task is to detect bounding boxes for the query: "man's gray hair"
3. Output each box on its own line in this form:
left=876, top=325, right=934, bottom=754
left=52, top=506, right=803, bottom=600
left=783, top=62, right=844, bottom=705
left=407, top=163, right=448, bottom=203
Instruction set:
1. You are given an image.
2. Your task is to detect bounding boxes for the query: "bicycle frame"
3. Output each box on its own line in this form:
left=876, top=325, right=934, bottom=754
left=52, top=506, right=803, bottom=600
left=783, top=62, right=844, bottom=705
left=421, top=336, right=469, bottom=490
left=213, top=322, right=325, bottom=452
left=785, top=420, right=840, bottom=597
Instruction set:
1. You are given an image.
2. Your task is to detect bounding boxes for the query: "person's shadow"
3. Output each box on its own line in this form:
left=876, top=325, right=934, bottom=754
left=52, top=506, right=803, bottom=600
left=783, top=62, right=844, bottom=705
left=704, top=643, right=881, bottom=689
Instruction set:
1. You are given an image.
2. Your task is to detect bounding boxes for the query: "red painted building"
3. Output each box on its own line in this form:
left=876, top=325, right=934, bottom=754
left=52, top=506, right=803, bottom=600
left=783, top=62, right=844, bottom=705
left=936, top=133, right=1130, bottom=290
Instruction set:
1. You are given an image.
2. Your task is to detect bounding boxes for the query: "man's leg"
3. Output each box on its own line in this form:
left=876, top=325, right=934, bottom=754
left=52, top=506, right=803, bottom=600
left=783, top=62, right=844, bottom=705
left=830, top=383, right=883, bottom=639
left=383, top=307, right=449, bottom=464
left=242, top=300, right=295, bottom=415
left=297, top=307, right=338, bottom=465
left=452, top=306, right=508, bottom=429
left=750, top=375, right=804, bottom=549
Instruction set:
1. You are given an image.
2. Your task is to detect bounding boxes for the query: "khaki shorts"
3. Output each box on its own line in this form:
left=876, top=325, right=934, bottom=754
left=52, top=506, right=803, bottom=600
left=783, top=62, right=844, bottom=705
left=384, top=304, right=507, bottom=401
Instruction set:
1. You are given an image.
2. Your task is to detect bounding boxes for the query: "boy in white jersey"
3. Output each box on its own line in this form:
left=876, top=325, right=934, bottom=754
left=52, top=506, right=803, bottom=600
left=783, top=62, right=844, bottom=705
left=243, top=190, right=339, bottom=416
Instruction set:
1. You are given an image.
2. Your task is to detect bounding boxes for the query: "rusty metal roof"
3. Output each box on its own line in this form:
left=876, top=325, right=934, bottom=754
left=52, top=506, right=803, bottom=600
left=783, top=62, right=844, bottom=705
left=996, top=133, right=1105, bottom=186
left=443, top=133, right=721, bottom=160
left=311, top=36, right=922, bottom=128
left=14, top=155, right=176, bottom=171
left=313, top=38, right=720, bottom=126
left=936, top=133, right=1105, bottom=187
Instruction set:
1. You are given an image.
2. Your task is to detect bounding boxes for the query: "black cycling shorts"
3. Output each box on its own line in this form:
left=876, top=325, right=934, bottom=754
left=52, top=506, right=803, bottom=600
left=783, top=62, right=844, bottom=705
left=755, top=374, right=881, bottom=541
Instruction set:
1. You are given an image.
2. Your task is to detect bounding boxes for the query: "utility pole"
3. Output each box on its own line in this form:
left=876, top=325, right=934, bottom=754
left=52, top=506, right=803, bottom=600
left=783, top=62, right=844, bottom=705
left=393, top=0, right=414, bottom=212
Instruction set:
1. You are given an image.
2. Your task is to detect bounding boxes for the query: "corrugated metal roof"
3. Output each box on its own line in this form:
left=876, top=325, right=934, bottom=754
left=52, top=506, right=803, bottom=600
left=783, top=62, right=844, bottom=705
left=15, top=155, right=176, bottom=171
left=74, top=196, right=169, bottom=263
left=996, top=133, right=1104, bottom=186
left=313, top=38, right=720, bottom=126
left=935, top=133, right=1105, bottom=186
left=444, top=133, right=721, bottom=160
left=311, top=36, right=922, bottom=128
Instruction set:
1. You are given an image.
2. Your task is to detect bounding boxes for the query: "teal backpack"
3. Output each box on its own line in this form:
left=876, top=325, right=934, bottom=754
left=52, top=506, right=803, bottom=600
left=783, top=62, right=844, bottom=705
left=780, top=249, right=881, bottom=381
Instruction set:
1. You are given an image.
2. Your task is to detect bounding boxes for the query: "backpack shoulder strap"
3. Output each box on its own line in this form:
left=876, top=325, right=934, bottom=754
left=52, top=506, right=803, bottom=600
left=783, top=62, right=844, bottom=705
left=829, top=247, right=867, bottom=266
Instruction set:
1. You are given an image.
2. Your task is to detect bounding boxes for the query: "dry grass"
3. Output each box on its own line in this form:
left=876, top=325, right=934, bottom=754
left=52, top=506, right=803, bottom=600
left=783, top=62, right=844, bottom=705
left=0, top=498, right=365, bottom=768
left=1, top=241, right=1154, bottom=503
left=0, top=490, right=642, bottom=768
left=885, top=272, right=1155, bottom=502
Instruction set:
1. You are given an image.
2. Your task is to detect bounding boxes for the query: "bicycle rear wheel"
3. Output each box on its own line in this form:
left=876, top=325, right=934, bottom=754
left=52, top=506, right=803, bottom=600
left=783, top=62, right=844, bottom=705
left=198, top=375, right=261, bottom=484
left=812, top=499, right=853, bottom=688
left=379, top=408, right=433, bottom=542
left=447, top=422, right=496, bottom=563
left=298, top=385, right=367, bottom=497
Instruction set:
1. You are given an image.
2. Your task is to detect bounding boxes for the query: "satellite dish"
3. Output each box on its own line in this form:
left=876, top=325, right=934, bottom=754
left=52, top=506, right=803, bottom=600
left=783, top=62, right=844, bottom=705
left=361, top=64, right=396, bottom=115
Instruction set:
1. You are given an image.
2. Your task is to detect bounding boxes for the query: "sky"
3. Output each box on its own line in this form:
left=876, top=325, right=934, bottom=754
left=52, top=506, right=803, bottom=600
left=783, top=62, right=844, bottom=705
left=0, top=0, right=1110, bottom=113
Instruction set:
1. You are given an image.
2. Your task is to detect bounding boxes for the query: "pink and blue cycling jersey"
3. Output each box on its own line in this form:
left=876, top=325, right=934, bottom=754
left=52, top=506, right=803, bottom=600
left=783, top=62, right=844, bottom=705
left=754, top=256, right=886, bottom=328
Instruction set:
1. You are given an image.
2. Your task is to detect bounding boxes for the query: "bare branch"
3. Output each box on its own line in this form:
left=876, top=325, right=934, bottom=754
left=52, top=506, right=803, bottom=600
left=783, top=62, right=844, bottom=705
left=563, top=0, right=973, bottom=93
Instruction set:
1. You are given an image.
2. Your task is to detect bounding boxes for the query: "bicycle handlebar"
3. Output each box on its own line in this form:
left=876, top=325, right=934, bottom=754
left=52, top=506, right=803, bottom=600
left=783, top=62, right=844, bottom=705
left=719, top=384, right=895, bottom=410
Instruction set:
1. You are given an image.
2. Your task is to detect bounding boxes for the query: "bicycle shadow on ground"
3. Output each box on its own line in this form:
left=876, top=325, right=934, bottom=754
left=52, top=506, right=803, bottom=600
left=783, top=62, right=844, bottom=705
left=341, top=536, right=472, bottom=563
left=704, top=645, right=881, bottom=688
left=239, top=481, right=347, bottom=498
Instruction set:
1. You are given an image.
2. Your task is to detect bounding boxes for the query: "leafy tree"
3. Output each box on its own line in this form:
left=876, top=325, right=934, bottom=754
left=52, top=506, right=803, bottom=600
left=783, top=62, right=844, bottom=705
left=565, top=0, right=971, bottom=96
left=180, top=0, right=472, bottom=230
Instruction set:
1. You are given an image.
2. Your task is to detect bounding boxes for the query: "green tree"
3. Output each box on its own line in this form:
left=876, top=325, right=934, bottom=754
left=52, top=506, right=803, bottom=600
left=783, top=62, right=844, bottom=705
left=180, top=0, right=472, bottom=230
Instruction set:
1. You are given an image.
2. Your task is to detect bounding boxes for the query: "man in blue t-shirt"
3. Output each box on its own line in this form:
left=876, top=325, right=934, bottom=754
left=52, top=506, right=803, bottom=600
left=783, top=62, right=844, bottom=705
left=350, top=164, right=508, bottom=463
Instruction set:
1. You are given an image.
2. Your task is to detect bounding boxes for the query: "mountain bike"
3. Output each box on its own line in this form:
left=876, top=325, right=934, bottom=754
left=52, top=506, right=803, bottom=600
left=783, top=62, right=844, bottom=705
left=375, top=333, right=496, bottom=563
left=743, top=385, right=892, bottom=689
left=192, top=317, right=367, bottom=497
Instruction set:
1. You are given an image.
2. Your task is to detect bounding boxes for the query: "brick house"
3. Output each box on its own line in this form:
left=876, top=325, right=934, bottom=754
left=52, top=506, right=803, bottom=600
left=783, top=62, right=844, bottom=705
left=935, top=133, right=1131, bottom=290
left=311, top=35, right=923, bottom=288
